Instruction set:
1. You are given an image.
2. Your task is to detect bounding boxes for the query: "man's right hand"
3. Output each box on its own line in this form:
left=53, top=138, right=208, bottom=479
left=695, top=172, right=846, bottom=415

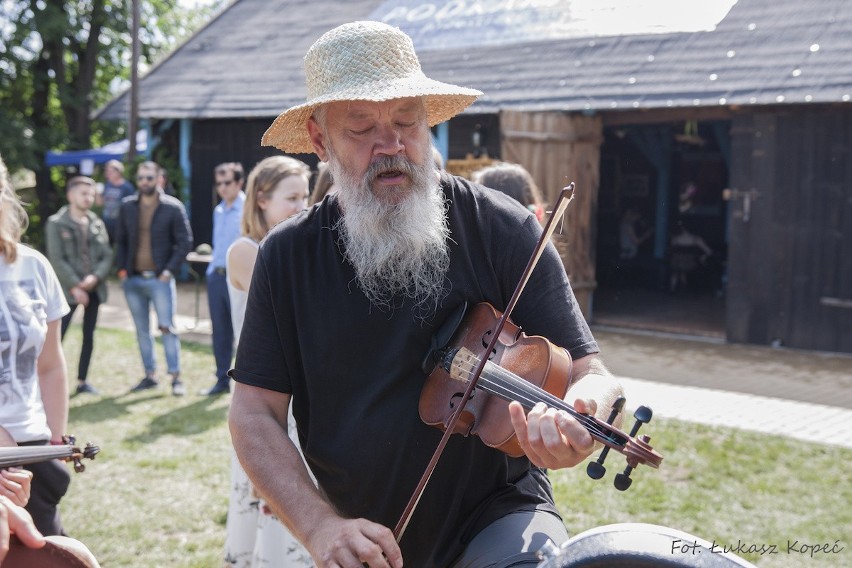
left=70, top=287, right=90, bottom=307
left=305, top=516, right=402, bottom=568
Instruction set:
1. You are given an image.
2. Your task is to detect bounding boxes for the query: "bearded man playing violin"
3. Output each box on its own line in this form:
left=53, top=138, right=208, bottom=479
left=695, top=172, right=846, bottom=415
left=229, top=21, right=623, bottom=568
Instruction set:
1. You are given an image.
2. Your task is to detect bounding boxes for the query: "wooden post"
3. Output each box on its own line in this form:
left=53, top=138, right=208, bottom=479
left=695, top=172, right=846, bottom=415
left=128, top=0, right=140, bottom=163
left=500, top=111, right=603, bottom=319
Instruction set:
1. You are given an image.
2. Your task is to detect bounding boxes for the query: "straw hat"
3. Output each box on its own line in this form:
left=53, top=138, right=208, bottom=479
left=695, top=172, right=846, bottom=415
left=261, top=21, right=482, bottom=154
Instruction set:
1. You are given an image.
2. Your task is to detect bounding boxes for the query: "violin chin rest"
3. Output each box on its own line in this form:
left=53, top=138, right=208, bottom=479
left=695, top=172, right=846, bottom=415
left=421, top=302, right=469, bottom=375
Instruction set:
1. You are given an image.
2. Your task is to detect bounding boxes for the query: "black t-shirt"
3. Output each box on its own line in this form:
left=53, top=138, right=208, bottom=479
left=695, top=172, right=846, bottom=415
left=231, top=173, right=599, bottom=567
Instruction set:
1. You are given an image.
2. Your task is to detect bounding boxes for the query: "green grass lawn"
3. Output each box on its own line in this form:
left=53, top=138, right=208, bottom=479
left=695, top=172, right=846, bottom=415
left=59, top=327, right=851, bottom=567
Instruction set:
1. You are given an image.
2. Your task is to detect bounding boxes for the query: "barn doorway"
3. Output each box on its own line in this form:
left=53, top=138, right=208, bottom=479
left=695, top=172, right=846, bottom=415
left=593, top=120, right=730, bottom=338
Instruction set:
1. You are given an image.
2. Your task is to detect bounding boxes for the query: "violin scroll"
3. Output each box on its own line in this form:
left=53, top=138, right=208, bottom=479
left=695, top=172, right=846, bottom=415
left=586, top=401, right=657, bottom=491
left=61, top=435, right=100, bottom=473
left=67, top=437, right=100, bottom=473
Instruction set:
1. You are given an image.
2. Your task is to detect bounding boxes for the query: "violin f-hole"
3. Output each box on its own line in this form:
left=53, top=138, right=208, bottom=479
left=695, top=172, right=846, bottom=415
left=447, top=392, right=477, bottom=436
left=480, top=330, right=498, bottom=360
left=448, top=390, right=475, bottom=409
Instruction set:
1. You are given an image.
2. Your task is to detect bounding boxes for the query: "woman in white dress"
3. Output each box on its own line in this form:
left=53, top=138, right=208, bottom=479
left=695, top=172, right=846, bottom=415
left=223, top=156, right=313, bottom=567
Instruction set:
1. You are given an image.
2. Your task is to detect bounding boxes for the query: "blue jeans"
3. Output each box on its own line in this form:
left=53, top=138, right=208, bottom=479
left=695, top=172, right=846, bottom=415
left=206, top=270, right=233, bottom=383
left=123, top=275, right=181, bottom=376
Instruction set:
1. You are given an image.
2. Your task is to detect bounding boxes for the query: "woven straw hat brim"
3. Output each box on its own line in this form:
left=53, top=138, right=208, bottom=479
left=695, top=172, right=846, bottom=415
left=261, top=76, right=481, bottom=154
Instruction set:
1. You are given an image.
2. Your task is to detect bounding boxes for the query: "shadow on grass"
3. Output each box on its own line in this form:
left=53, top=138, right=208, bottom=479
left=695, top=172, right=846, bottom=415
left=69, top=388, right=229, bottom=445
left=69, top=392, right=167, bottom=424
left=126, top=396, right=228, bottom=444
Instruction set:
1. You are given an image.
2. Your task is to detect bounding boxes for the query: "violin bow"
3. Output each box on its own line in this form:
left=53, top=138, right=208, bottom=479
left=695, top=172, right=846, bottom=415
left=393, top=183, right=577, bottom=541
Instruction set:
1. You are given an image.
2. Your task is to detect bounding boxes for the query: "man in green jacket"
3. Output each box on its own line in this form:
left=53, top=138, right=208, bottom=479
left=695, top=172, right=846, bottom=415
left=45, top=176, right=114, bottom=395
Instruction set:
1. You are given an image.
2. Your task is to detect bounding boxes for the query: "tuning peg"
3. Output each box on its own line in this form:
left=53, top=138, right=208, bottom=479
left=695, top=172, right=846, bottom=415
left=607, top=397, right=626, bottom=422
left=586, top=459, right=606, bottom=480
left=585, top=396, right=626, bottom=480
left=613, top=407, right=653, bottom=491
left=614, top=465, right=634, bottom=491
left=628, top=405, right=653, bottom=437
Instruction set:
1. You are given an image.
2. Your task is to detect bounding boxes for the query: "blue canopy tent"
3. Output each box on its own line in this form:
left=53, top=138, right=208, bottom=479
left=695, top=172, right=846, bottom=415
left=45, top=131, right=148, bottom=169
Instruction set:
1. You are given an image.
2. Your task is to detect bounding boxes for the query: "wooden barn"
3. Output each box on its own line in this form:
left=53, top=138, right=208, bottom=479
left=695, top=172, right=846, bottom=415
left=97, top=0, right=852, bottom=354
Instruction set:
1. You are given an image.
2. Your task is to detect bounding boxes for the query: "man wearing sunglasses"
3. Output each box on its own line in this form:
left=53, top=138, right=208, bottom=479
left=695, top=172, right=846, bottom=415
left=115, top=161, right=193, bottom=396
left=201, top=162, right=245, bottom=396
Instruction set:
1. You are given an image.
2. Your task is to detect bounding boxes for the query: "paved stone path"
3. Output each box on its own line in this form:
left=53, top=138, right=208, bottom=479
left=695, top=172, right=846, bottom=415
left=619, top=377, right=852, bottom=449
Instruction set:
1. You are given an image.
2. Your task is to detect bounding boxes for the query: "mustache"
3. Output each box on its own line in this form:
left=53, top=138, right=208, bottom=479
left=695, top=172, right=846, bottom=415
left=365, top=154, right=418, bottom=182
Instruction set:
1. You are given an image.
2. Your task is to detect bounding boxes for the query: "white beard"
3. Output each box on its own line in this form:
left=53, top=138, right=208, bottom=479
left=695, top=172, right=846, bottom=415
left=329, top=149, right=450, bottom=318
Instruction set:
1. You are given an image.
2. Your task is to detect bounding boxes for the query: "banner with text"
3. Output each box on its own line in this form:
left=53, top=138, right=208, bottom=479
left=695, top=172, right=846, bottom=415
left=369, top=0, right=737, bottom=51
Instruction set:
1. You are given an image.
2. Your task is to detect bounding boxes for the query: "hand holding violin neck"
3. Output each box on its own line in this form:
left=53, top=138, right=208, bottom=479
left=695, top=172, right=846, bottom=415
left=563, top=355, right=625, bottom=429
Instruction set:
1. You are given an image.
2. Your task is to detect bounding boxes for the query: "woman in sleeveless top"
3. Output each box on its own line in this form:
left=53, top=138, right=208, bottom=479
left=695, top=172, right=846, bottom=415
left=224, top=156, right=312, bottom=567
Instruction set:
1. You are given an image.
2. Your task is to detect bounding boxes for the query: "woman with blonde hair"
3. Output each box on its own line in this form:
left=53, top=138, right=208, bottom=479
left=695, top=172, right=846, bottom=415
left=0, top=154, right=72, bottom=539
left=223, top=155, right=313, bottom=567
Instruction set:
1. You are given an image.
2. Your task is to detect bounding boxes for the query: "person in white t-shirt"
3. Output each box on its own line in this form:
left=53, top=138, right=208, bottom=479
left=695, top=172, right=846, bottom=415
left=0, top=154, right=71, bottom=537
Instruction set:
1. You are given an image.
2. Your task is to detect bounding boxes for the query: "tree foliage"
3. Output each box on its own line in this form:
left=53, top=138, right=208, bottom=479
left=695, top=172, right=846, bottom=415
left=0, top=0, right=224, bottom=228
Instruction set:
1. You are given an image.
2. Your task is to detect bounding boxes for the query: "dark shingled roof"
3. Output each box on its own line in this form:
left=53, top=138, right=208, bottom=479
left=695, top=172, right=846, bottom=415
left=96, top=0, right=852, bottom=121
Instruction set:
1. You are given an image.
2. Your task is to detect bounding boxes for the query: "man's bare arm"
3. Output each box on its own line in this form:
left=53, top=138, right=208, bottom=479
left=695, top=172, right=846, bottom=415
left=229, top=382, right=402, bottom=568
left=565, top=354, right=624, bottom=424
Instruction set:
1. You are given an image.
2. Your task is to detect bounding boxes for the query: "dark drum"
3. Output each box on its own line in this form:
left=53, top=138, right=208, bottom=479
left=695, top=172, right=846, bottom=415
left=535, top=523, right=757, bottom=568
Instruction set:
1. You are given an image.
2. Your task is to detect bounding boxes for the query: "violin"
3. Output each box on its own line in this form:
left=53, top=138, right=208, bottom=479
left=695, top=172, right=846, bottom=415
left=419, top=301, right=572, bottom=457
left=0, top=436, right=100, bottom=473
left=420, top=301, right=663, bottom=480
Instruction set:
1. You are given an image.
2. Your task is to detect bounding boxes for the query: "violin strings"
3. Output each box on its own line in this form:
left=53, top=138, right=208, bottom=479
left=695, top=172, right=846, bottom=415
left=485, top=365, right=617, bottom=443
left=452, top=356, right=566, bottom=412
left=452, top=354, right=575, bottom=413
left=450, top=355, right=620, bottom=445
left=476, top=364, right=616, bottom=443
